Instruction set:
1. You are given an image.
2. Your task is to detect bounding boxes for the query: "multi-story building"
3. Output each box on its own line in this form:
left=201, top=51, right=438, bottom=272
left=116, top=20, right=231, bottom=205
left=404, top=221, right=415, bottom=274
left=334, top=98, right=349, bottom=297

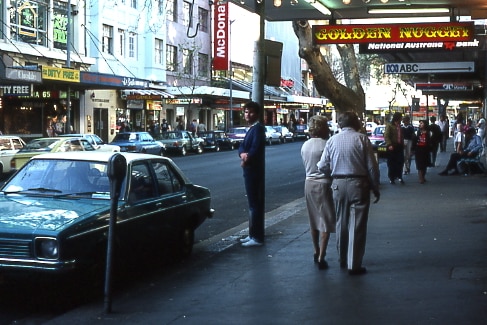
left=0, top=0, right=325, bottom=143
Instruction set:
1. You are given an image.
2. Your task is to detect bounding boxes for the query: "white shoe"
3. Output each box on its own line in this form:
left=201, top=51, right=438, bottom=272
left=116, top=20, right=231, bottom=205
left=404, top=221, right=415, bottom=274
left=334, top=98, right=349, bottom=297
left=241, top=239, right=263, bottom=247
left=239, top=236, right=251, bottom=243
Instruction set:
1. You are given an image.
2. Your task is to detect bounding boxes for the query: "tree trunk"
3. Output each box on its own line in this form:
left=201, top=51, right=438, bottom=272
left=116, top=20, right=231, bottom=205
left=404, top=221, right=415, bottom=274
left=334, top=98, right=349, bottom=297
left=292, top=20, right=365, bottom=116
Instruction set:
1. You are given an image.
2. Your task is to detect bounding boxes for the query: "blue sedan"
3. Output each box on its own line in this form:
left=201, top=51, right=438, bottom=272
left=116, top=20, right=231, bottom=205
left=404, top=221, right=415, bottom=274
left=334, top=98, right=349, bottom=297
left=110, top=131, right=165, bottom=155
left=0, top=151, right=213, bottom=277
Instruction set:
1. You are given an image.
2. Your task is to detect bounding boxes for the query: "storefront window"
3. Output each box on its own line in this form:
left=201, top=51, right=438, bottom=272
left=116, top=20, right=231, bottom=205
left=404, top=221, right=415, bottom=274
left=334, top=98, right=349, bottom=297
left=9, top=0, right=48, bottom=47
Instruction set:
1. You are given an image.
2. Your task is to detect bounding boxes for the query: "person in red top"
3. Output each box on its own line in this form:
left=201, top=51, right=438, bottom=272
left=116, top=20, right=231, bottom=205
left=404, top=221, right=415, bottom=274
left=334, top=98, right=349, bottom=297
left=412, top=119, right=431, bottom=184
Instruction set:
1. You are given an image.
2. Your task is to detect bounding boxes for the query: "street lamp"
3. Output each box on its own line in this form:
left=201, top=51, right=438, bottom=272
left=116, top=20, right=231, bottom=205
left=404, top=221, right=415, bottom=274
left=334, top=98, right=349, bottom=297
left=229, top=19, right=235, bottom=131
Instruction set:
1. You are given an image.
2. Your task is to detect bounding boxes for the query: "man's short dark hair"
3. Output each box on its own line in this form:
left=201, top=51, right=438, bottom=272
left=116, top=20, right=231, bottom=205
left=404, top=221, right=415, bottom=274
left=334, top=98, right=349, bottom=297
left=243, top=101, right=262, bottom=114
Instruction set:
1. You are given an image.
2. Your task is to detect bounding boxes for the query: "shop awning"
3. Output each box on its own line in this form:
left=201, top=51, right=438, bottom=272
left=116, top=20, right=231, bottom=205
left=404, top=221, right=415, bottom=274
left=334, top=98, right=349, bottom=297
left=122, top=89, right=174, bottom=98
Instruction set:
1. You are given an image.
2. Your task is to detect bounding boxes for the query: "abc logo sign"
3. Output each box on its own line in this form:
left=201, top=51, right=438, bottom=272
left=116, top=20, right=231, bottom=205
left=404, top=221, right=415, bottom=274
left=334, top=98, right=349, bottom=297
left=384, top=63, right=419, bottom=74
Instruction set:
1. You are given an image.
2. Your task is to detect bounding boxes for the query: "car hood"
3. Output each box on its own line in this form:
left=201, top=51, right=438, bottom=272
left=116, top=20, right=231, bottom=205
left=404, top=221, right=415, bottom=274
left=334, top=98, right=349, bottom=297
left=0, top=195, right=111, bottom=232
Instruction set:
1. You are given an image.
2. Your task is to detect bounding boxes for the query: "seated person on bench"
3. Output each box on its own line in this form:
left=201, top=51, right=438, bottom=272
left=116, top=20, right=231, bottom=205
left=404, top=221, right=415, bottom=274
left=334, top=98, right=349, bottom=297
left=439, top=127, right=483, bottom=176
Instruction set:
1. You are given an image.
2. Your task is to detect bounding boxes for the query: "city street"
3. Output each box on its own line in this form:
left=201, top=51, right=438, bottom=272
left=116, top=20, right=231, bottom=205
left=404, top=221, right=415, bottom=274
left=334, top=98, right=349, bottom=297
left=1, top=143, right=487, bottom=324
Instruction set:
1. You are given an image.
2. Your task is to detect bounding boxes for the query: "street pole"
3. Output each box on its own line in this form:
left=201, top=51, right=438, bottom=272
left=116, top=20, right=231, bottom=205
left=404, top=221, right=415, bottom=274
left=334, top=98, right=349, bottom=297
left=229, top=20, right=235, bottom=131
left=66, top=0, right=72, bottom=132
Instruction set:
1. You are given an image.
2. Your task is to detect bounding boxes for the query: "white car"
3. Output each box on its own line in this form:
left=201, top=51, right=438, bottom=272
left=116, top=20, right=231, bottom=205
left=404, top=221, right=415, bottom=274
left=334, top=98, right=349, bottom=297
left=0, top=136, right=26, bottom=175
left=264, top=126, right=281, bottom=145
left=61, top=134, right=120, bottom=152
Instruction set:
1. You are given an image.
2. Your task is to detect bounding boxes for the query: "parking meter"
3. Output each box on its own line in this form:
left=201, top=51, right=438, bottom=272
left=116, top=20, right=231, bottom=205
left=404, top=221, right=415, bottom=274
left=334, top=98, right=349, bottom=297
left=104, top=153, right=126, bottom=313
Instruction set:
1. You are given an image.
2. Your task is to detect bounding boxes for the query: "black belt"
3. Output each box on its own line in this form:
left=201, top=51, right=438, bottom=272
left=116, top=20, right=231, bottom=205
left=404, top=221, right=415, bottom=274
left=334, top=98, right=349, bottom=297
left=333, top=175, right=367, bottom=179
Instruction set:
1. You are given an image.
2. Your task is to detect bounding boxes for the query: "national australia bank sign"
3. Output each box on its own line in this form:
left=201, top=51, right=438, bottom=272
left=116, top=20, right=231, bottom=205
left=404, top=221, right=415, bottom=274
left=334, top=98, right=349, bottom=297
left=313, top=22, right=474, bottom=44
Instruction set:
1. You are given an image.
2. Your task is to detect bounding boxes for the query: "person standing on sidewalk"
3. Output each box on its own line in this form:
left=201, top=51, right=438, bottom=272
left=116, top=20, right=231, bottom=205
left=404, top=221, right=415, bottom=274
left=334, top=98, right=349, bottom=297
left=384, top=112, right=404, bottom=184
left=429, top=116, right=442, bottom=167
left=317, top=111, right=380, bottom=275
left=402, top=115, right=415, bottom=175
left=438, top=114, right=450, bottom=152
left=412, top=119, right=431, bottom=184
left=476, top=113, right=486, bottom=146
left=238, top=101, right=266, bottom=247
left=301, top=116, right=336, bottom=270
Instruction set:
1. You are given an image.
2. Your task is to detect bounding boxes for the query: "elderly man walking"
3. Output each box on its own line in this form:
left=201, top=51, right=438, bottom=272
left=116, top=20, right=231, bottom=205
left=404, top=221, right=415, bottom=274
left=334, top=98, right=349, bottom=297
left=317, top=112, right=380, bottom=275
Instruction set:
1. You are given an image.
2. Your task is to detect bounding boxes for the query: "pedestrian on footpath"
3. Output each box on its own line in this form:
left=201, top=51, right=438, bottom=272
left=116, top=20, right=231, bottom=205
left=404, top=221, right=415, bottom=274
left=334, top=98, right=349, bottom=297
left=412, top=119, right=431, bottom=184
left=317, top=111, right=380, bottom=275
left=428, top=116, right=442, bottom=167
left=439, top=127, right=483, bottom=176
left=384, top=112, right=404, bottom=184
left=476, top=113, right=486, bottom=146
left=238, top=101, right=266, bottom=247
left=438, top=114, right=450, bottom=152
left=402, top=115, right=415, bottom=175
left=301, top=116, right=336, bottom=270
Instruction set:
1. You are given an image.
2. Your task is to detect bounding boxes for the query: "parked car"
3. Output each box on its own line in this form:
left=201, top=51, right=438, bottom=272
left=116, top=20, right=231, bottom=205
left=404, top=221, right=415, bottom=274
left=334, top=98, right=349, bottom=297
left=328, top=121, right=340, bottom=135
left=199, top=130, right=235, bottom=151
left=294, top=124, right=310, bottom=141
left=61, top=133, right=120, bottom=152
left=264, top=126, right=281, bottom=145
left=10, top=137, right=95, bottom=171
left=0, top=151, right=213, bottom=277
left=110, top=132, right=165, bottom=156
left=156, top=131, right=204, bottom=156
left=368, top=125, right=386, bottom=151
left=0, top=136, right=26, bottom=175
left=273, top=126, right=294, bottom=143
left=365, top=122, right=378, bottom=136
left=227, top=127, right=248, bottom=146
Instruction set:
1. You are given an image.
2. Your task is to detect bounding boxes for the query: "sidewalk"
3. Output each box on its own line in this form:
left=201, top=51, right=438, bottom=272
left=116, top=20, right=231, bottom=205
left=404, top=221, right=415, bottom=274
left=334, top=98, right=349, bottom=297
left=46, top=150, right=487, bottom=325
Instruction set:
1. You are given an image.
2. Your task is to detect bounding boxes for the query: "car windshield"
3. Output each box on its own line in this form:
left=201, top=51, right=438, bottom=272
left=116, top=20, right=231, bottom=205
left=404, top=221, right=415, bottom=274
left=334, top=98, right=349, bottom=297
left=230, top=128, right=246, bottom=134
left=1, top=159, right=116, bottom=199
left=114, top=133, right=140, bottom=142
left=18, top=139, right=59, bottom=153
left=159, top=132, right=179, bottom=140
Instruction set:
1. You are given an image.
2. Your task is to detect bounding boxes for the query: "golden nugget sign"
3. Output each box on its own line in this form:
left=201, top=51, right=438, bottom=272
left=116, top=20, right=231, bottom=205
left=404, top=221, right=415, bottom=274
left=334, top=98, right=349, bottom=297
left=313, top=22, right=474, bottom=44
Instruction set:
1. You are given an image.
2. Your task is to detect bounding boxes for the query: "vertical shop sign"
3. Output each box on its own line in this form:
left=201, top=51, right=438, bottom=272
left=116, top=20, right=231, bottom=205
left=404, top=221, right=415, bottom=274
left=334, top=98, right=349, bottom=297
left=213, top=2, right=229, bottom=71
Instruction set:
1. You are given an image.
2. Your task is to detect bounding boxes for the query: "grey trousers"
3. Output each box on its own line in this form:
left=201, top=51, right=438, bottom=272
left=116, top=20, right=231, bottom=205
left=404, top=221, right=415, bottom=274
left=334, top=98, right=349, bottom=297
left=331, top=177, right=371, bottom=270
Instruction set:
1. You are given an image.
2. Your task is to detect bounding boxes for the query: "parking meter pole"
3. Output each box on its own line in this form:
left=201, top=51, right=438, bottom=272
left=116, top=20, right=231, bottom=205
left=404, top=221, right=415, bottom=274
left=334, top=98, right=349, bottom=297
left=104, top=154, right=126, bottom=314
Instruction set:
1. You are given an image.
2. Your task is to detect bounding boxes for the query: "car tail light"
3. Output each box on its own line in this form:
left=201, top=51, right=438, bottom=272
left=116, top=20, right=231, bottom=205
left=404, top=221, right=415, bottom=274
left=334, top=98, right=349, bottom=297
left=10, top=159, right=16, bottom=169
left=127, top=145, right=137, bottom=151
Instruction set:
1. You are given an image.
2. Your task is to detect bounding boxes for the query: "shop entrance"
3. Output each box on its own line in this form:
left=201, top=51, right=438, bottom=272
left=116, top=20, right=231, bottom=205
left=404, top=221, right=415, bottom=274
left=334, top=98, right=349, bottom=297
left=94, top=108, right=109, bottom=142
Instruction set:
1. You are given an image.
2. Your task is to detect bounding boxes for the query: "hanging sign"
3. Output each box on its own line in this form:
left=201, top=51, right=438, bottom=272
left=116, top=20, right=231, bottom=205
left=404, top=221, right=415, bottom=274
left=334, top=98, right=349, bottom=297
left=213, top=2, right=229, bottom=70
left=313, top=22, right=474, bottom=44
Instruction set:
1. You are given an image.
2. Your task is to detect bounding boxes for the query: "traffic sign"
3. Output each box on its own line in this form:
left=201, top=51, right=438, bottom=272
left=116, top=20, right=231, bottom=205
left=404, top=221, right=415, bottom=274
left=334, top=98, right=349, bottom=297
left=384, top=62, right=475, bottom=74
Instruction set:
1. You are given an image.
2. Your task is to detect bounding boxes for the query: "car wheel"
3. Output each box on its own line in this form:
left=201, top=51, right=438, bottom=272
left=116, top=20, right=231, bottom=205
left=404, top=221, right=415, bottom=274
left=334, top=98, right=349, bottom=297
left=197, top=144, right=203, bottom=154
left=159, top=148, right=165, bottom=157
left=181, top=146, right=187, bottom=156
left=178, top=227, right=194, bottom=258
left=267, top=138, right=272, bottom=145
left=215, top=145, right=220, bottom=152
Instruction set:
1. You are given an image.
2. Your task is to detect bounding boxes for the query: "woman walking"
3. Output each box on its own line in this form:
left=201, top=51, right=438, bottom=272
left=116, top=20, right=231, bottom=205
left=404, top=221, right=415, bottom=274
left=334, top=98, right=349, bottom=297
left=300, top=115, right=336, bottom=269
left=412, top=119, right=431, bottom=184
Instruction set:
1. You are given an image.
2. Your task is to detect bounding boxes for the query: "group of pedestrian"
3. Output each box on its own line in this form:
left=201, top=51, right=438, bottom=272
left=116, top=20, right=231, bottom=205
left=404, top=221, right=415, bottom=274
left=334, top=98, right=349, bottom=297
left=237, top=101, right=380, bottom=276
left=46, top=114, right=73, bottom=137
left=383, top=112, right=446, bottom=185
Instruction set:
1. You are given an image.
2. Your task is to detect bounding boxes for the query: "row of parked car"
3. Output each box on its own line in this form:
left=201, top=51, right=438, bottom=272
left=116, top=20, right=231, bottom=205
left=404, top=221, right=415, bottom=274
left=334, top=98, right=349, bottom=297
left=0, top=124, right=307, bottom=177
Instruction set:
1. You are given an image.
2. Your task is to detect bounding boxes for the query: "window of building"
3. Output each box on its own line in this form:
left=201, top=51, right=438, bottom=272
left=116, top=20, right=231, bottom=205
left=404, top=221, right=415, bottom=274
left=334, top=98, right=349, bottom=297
left=118, top=29, right=125, bottom=56
left=155, top=39, right=163, bottom=65
left=131, top=0, right=137, bottom=9
left=128, top=32, right=136, bottom=58
left=102, top=24, right=113, bottom=54
left=166, top=45, right=177, bottom=71
left=182, top=1, right=193, bottom=27
left=9, top=0, right=49, bottom=47
left=182, top=48, right=194, bottom=75
left=198, top=8, right=208, bottom=32
left=166, top=0, right=176, bottom=22
left=156, top=0, right=164, bottom=15
left=198, top=53, right=209, bottom=77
